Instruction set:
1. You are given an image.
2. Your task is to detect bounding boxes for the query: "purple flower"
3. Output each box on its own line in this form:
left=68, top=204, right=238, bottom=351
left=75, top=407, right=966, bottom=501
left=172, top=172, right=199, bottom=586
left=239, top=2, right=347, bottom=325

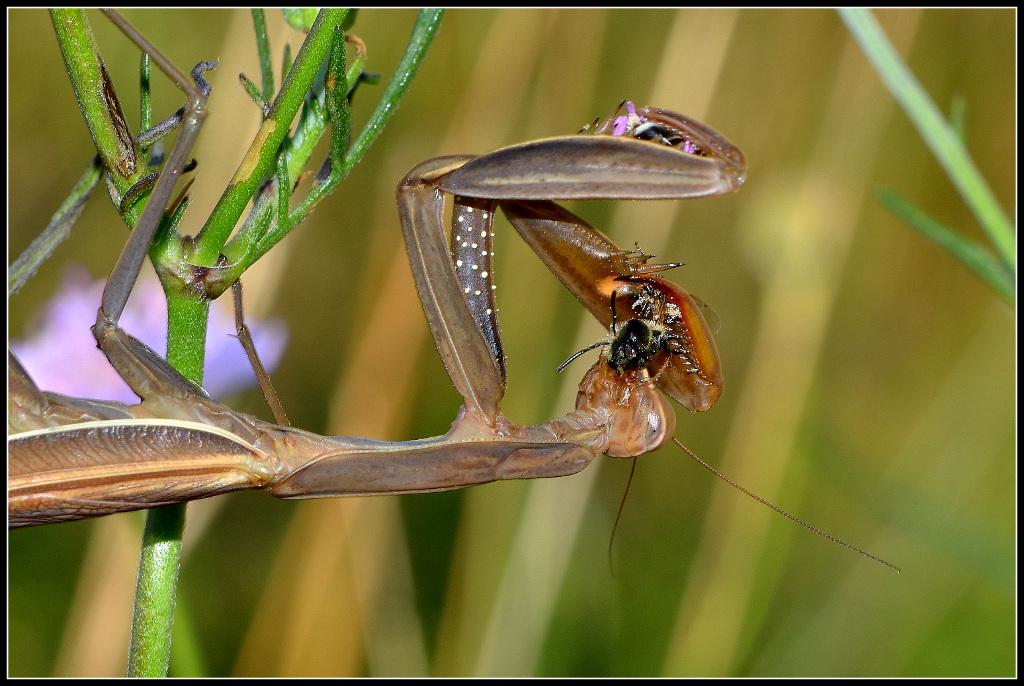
left=11, top=265, right=288, bottom=404
left=612, top=101, right=644, bottom=136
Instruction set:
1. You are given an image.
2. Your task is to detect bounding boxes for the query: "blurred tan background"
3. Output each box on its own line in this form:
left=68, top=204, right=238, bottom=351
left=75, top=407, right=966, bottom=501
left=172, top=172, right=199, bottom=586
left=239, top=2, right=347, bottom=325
left=8, top=9, right=1014, bottom=677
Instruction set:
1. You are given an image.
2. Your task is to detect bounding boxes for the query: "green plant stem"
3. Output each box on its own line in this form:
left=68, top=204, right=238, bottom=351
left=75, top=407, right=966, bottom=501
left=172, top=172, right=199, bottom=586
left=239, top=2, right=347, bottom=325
left=50, top=9, right=145, bottom=220
left=40, top=9, right=444, bottom=675
left=53, top=9, right=213, bottom=675
left=127, top=505, right=187, bottom=677
left=139, top=53, right=152, bottom=136
left=838, top=8, right=1015, bottom=271
left=126, top=286, right=210, bottom=677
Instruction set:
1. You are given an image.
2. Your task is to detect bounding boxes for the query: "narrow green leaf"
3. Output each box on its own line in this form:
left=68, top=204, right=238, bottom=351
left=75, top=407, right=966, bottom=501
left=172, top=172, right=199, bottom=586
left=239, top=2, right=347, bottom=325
left=878, top=189, right=1014, bottom=304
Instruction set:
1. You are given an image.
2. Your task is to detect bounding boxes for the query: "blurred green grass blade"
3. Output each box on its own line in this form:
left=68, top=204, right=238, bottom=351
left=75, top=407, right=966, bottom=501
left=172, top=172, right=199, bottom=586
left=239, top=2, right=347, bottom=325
left=878, top=189, right=1014, bottom=305
left=948, top=93, right=967, bottom=144
left=839, top=8, right=1015, bottom=272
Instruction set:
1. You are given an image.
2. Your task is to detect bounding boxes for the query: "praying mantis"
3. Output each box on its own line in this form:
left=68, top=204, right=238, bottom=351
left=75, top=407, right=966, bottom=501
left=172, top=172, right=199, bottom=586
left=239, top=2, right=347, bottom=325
left=8, top=89, right=741, bottom=525
left=8, top=6, right=746, bottom=529
left=9, top=11, right=898, bottom=581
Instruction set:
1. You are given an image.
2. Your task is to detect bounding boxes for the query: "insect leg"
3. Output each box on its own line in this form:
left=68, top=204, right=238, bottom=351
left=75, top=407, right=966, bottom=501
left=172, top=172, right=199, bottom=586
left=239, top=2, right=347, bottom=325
left=397, top=156, right=504, bottom=424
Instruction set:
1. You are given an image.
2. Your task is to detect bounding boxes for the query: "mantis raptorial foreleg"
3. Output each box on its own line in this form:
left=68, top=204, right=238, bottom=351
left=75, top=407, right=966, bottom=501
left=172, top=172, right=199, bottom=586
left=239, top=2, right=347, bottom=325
left=91, top=9, right=211, bottom=336
left=406, top=102, right=742, bottom=418
left=9, top=100, right=743, bottom=527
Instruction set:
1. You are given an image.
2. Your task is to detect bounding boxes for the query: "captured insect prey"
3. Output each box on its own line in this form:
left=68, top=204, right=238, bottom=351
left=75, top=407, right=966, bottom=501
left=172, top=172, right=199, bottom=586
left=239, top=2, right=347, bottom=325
left=558, top=279, right=707, bottom=380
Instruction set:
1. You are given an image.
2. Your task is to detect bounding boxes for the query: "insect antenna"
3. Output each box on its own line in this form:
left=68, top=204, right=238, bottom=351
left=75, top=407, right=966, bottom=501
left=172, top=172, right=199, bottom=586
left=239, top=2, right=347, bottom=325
left=556, top=340, right=606, bottom=372
left=556, top=289, right=624, bottom=372
left=608, top=456, right=638, bottom=577
left=672, top=437, right=900, bottom=573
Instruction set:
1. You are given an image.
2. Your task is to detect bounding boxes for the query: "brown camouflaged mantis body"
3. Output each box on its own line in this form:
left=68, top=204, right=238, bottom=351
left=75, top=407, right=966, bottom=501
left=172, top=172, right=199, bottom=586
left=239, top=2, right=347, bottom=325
left=9, top=93, right=745, bottom=528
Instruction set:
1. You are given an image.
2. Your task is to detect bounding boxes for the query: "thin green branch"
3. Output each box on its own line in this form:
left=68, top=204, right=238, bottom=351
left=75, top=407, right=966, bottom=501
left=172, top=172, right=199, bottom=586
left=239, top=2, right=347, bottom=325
left=251, top=9, right=275, bottom=99
left=9, top=157, right=104, bottom=295
left=126, top=505, right=188, bottom=677
left=139, top=53, right=152, bottom=147
left=193, top=8, right=348, bottom=267
left=225, top=10, right=443, bottom=271
left=50, top=9, right=145, bottom=217
left=263, top=9, right=444, bottom=253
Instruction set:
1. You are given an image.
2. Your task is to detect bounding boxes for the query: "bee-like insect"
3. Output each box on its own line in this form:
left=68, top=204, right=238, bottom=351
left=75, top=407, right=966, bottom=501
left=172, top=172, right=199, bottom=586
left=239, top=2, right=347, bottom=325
left=558, top=280, right=693, bottom=380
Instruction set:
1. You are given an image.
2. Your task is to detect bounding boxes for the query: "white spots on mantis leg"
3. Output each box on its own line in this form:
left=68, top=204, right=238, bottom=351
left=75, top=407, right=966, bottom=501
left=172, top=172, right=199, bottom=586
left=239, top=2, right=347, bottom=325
left=452, top=197, right=504, bottom=376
